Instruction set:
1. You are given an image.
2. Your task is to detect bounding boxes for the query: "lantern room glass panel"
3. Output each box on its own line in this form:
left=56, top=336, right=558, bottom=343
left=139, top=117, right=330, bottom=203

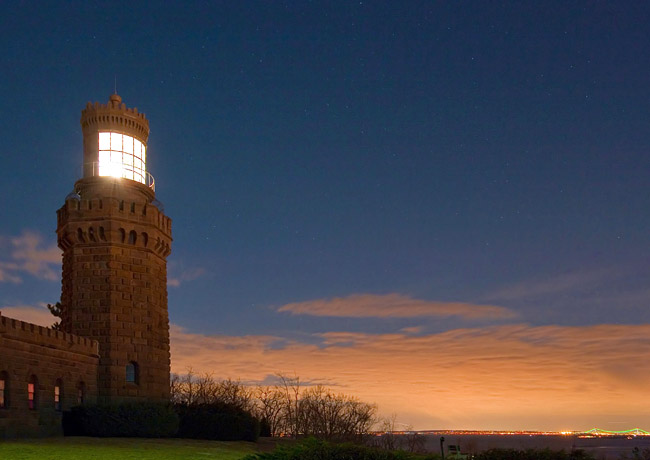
left=97, top=132, right=146, bottom=184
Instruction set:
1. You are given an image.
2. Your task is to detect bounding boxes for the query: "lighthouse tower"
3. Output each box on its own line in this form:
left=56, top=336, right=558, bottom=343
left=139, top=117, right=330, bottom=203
left=56, top=94, right=172, bottom=403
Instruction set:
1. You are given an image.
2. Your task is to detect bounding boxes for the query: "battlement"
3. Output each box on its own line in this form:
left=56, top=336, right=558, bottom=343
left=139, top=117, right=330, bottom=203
left=0, top=311, right=99, bottom=357
left=56, top=193, right=172, bottom=257
left=83, top=100, right=148, bottom=119
left=57, top=193, right=172, bottom=235
left=81, top=94, right=149, bottom=141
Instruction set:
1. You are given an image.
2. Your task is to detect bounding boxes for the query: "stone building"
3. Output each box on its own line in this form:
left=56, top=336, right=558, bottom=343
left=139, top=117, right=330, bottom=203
left=0, top=95, right=172, bottom=437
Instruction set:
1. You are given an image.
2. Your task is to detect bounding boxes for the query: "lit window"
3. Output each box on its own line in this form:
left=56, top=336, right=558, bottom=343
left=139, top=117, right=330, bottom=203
left=54, top=379, right=63, bottom=411
left=0, top=373, right=6, bottom=409
left=97, top=132, right=147, bottom=184
left=126, top=362, right=139, bottom=384
left=28, top=376, right=37, bottom=410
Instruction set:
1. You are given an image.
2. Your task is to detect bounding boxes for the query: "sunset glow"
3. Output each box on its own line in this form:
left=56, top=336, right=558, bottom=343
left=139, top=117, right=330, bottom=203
left=2, top=2, right=650, bottom=434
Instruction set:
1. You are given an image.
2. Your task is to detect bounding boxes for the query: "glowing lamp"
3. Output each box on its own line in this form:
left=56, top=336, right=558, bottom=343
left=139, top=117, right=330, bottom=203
left=98, top=132, right=147, bottom=183
left=80, top=94, right=153, bottom=189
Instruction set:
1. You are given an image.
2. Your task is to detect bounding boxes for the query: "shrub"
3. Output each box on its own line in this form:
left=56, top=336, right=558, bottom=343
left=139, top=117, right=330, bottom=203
left=243, top=437, right=439, bottom=460
left=175, top=402, right=260, bottom=441
left=62, top=402, right=179, bottom=437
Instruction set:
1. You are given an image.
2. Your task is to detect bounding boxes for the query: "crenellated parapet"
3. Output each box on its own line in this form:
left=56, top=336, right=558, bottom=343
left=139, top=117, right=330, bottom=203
left=81, top=94, right=149, bottom=141
left=0, top=312, right=99, bottom=357
left=56, top=175, right=172, bottom=258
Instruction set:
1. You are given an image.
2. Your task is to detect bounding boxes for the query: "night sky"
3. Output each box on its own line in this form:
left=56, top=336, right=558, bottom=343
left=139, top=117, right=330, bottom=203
left=1, top=1, right=649, bottom=430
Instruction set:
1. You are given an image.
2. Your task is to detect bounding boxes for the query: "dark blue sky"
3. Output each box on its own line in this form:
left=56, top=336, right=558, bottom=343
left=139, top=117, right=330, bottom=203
left=1, top=1, right=649, bottom=429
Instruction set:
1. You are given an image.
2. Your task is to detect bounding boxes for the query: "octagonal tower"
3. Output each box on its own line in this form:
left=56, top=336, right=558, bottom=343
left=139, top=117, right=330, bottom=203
left=56, top=94, right=172, bottom=403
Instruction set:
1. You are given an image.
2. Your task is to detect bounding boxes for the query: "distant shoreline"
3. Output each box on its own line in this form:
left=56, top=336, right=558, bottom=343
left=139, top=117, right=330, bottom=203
left=372, top=429, right=650, bottom=437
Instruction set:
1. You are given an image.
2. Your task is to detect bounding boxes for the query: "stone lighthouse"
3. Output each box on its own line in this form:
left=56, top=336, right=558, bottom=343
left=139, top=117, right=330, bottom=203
left=56, top=94, right=172, bottom=403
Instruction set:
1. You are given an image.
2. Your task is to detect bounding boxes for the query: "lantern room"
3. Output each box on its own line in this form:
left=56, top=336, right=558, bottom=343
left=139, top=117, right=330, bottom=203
left=79, top=94, right=154, bottom=190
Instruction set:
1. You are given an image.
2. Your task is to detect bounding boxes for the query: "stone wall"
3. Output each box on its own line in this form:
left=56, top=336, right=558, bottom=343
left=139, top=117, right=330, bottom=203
left=56, top=177, right=172, bottom=404
left=0, top=312, right=99, bottom=438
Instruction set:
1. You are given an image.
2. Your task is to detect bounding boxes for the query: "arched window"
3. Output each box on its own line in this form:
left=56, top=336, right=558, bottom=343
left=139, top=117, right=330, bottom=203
left=126, top=362, right=139, bottom=384
left=128, top=231, right=137, bottom=245
left=54, top=378, right=63, bottom=411
left=28, top=375, right=38, bottom=410
left=77, top=381, right=86, bottom=405
left=0, top=371, right=8, bottom=409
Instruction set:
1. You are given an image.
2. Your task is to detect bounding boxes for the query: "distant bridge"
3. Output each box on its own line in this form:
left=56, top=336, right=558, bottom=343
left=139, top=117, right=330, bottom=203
left=582, top=428, right=650, bottom=436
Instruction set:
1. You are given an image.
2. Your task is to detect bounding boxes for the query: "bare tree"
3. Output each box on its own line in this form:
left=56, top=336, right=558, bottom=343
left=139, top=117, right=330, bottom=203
left=403, top=425, right=427, bottom=453
left=375, top=414, right=400, bottom=451
left=171, top=371, right=378, bottom=442
left=275, top=374, right=303, bottom=437
left=299, top=385, right=376, bottom=441
left=171, top=371, right=255, bottom=412
left=255, top=385, right=285, bottom=437
left=213, top=378, right=255, bottom=412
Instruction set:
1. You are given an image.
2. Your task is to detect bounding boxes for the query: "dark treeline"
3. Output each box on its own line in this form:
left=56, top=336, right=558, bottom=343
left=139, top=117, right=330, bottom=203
left=171, top=371, right=376, bottom=442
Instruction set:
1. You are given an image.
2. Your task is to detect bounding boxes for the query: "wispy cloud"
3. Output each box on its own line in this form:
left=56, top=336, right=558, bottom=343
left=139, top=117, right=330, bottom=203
left=277, top=293, right=516, bottom=320
left=483, top=269, right=616, bottom=302
left=168, top=267, right=206, bottom=287
left=169, top=323, right=650, bottom=431
left=0, top=231, right=61, bottom=283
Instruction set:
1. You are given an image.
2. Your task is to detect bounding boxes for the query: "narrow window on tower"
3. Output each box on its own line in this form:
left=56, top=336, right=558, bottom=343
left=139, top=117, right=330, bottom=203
left=0, top=371, right=8, bottom=409
left=27, top=375, right=38, bottom=410
left=54, top=379, right=63, bottom=411
left=126, top=362, right=139, bottom=384
left=77, top=381, right=85, bottom=405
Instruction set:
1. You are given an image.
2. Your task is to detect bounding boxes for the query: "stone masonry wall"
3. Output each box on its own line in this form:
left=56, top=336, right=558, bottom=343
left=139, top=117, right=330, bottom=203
left=0, top=313, right=99, bottom=438
left=57, top=177, right=172, bottom=404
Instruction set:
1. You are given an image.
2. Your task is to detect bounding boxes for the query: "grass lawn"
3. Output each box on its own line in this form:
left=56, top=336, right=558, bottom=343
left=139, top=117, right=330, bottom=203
left=0, top=437, right=259, bottom=460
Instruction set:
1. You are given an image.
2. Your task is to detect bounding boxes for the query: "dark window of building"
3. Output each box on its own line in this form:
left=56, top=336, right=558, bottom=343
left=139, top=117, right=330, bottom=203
left=54, top=379, right=63, bottom=411
left=28, top=375, right=38, bottom=410
left=0, top=371, right=8, bottom=408
left=126, top=362, right=139, bottom=384
left=88, top=227, right=96, bottom=242
left=119, top=228, right=126, bottom=243
left=77, top=228, right=85, bottom=243
left=130, top=202, right=135, bottom=213
left=99, top=226, right=107, bottom=241
left=77, top=381, right=85, bottom=405
left=128, top=231, right=137, bottom=245
left=142, top=232, right=148, bottom=247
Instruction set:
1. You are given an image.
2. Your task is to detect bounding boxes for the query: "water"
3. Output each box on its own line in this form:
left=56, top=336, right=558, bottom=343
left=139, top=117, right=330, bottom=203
left=417, top=434, right=650, bottom=459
